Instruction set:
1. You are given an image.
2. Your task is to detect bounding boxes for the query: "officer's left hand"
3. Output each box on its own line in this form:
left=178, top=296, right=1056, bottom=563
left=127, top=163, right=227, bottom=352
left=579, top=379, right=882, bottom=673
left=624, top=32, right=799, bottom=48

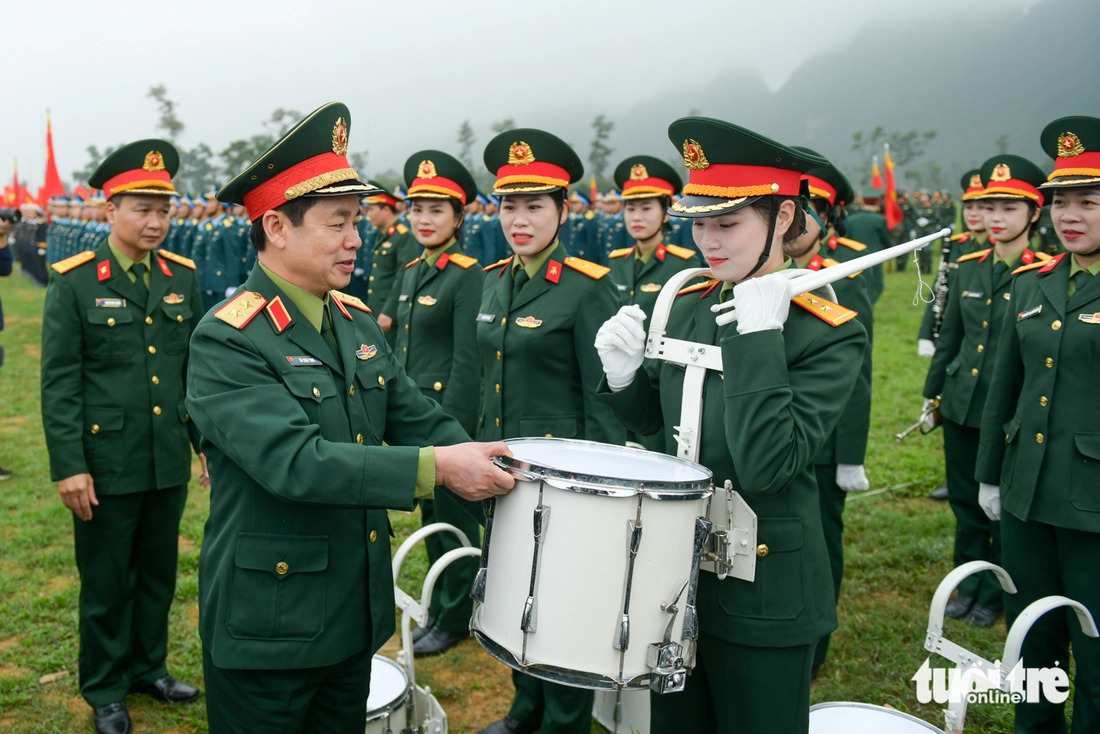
left=836, top=464, right=870, bottom=493
left=729, top=272, right=792, bottom=333
left=376, top=313, right=394, bottom=332
left=436, top=442, right=516, bottom=500
left=198, top=453, right=210, bottom=488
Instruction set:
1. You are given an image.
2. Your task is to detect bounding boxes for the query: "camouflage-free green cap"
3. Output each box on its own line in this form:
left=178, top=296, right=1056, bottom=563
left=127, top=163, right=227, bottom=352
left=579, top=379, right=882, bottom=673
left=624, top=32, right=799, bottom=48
left=1039, top=115, right=1100, bottom=189
left=792, top=146, right=853, bottom=207
left=483, top=128, right=583, bottom=196
left=404, top=150, right=479, bottom=205
left=613, top=155, right=683, bottom=200
left=667, top=117, right=826, bottom=218
left=975, top=154, right=1046, bottom=205
left=217, top=102, right=382, bottom=221
left=960, top=169, right=984, bottom=200
left=89, top=139, right=179, bottom=199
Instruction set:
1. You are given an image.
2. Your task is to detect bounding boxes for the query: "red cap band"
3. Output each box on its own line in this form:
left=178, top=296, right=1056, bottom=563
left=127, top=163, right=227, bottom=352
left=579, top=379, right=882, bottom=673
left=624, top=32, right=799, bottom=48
left=243, top=151, right=352, bottom=221
left=684, top=163, right=802, bottom=198
left=804, top=175, right=838, bottom=205
left=102, top=168, right=174, bottom=198
left=1050, top=150, right=1100, bottom=179
left=408, top=176, right=467, bottom=204
left=622, top=176, right=676, bottom=198
left=982, top=178, right=1044, bottom=207
left=495, top=161, right=570, bottom=190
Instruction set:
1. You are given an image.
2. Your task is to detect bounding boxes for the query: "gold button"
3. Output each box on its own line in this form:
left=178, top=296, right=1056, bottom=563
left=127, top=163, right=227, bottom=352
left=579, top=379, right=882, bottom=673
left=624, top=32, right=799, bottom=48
left=976, top=344, right=984, bottom=353
left=986, top=298, right=992, bottom=306
left=433, top=381, right=443, bottom=391
left=312, top=386, right=321, bottom=398
left=402, top=347, right=407, bottom=353
left=1052, top=320, right=1062, bottom=331
left=369, top=275, right=375, bottom=281
left=151, top=375, right=159, bottom=385
left=1036, top=433, right=1044, bottom=444
left=982, top=320, right=989, bottom=328
left=377, top=375, right=385, bottom=386
left=176, top=314, right=184, bottom=323
left=756, top=544, right=769, bottom=558
left=496, top=351, right=502, bottom=360
left=356, top=433, right=363, bottom=444
left=107, top=317, right=116, bottom=327
left=501, top=317, right=506, bottom=326
left=349, top=385, right=356, bottom=396
left=368, top=289, right=373, bottom=295
left=404, top=324, right=409, bottom=331
left=369, top=530, right=378, bottom=543
left=971, top=368, right=979, bottom=376
left=90, top=424, right=100, bottom=435
left=1045, top=357, right=1054, bottom=368
left=495, top=383, right=501, bottom=393
left=153, top=405, right=162, bottom=415
left=1003, top=292, right=1011, bottom=301
left=1039, top=396, right=1048, bottom=406
left=145, top=315, right=153, bottom=325
left=276, top=561, right=289, bottom=575
left=148, top=345, right=156, bottom=355
left=545, top=433, right=553, bottom=438
left=495, top=417, right=501, bottom=426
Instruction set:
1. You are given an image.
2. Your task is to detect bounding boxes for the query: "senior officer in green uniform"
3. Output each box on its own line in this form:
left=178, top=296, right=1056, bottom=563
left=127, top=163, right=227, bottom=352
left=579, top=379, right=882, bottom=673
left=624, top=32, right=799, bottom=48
left=976, top=117, right=1100, bottom=733
left=41, top=140, right=205, bottom=734
left=475, top=129, right=625, bottom=734
left=924, top=155, right=1048, bottom=629
left=596, top=118, right=866, bottom=733
left=187, top=103, right=515, bottom=734
left=389, top=150, right=486, bottom=657
left=365, top=182, right=419, bottom=341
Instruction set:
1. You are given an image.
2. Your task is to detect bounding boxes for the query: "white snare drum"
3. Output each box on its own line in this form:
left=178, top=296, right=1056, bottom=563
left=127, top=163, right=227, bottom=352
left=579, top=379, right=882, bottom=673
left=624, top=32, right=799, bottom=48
left=472, top=438, right=712, bottom=692
left=365, top=655, right=410, bottom=734
left=592, top=689, right=651, bottom=734
left=809, top=702, right=941, bottom=733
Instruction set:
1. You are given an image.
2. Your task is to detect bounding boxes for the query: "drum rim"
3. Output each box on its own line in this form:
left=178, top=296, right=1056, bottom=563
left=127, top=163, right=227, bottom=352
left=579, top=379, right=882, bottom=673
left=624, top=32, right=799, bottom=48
left=366, top=655, right=411, bottom=719
left=809, top=701, right=940, bottom=730
left=496, top=437, right=713, bottom=500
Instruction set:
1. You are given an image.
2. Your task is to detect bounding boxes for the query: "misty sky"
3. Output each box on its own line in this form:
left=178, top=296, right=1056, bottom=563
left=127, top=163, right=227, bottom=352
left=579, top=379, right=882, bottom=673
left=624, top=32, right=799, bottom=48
left=5, top=0, right=1040, bottom=191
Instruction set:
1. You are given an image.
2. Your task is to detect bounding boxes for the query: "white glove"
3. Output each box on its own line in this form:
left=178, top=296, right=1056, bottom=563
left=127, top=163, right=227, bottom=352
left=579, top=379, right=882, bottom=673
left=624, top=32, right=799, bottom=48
left=836, top=464, right=870, bottom=493
left=921, top=398, right=939, bottom=432
left=595, top=305, right=647, bottom=391
left=730, top=272, right=792, bottom=334
left=918, top=338, right=936, bottom=359
left=978, top=483, right=1001, bottom=522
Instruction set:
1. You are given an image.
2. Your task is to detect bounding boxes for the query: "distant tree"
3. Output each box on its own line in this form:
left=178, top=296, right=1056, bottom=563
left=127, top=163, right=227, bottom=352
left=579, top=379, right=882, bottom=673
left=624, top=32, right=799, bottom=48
left=457, top=120, right=476, bottom=170
left=994, top=134, right=1010, bottom=155
left=147, top=85, right=185, bottom=142
left=589, top=114, right=615, bottom=182
left=349, top=151, right=369, bottom=177
left=851, top=127, right=937, bottom=167
left=72, top=144, right=119, bottom=187
left=490, top=118, right=515, bottom=135
left=177, top=143, right=219, bottom=195
left=217, top=108, right=305, bottom=180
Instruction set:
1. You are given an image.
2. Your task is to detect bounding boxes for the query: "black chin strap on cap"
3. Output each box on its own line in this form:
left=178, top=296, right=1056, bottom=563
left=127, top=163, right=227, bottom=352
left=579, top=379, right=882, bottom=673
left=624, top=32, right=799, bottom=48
left=742, top=197, right=777, bottom=280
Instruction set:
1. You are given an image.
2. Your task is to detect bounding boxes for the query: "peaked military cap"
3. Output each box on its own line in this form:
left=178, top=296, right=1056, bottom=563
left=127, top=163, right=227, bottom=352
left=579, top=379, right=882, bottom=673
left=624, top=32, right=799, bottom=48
left=89, top=139, right=180, bottom=199
left=960, top=169, right=985, bottom=200
left=668, top=117, right=826, bottom=217
left=860, top=186, right=885, bottom=203
left=363, top=180, right=402, bottom=208
left=217, top=102, right=382, bottom=221
left=792, top=146, right=853, bottom=207
left=614, top=155, right=683, bottom=201
left=975, top=154, right=1046, bottom=205
left=404, top=151, right=478, bottom=206
left=1039, top=115, right=1100, bottom=190
left=483, top=128, right=583, bottom=196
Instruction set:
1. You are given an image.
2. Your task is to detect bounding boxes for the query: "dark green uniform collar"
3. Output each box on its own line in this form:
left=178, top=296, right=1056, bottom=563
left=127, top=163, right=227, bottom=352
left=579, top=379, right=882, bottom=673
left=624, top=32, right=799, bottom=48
left=258, top=261, right=325, bottom=332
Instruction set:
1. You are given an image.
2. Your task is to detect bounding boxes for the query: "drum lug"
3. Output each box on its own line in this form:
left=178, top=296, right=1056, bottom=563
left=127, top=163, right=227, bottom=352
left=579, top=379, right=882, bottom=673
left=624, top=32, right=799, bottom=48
left=521, top=504, right=551, bottom=637
left=471, top=498, right=496, bottom=604
left=614, top=518, right=644, bottom=652
left=683, top=516, right=710, bottom=643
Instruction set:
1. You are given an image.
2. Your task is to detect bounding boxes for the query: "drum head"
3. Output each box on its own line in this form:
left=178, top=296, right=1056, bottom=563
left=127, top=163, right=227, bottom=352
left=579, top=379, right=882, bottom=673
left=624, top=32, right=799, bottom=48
left=809, top=702, right=940, bottom=733
left=366, top=655, right=409, bottom=716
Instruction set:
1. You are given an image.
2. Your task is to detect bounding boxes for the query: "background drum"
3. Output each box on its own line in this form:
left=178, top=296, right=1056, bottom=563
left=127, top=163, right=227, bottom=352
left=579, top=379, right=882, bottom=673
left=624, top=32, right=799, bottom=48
left=809, top=702, right=940, bottom=733
left=365, top=654, right=411, bottom=733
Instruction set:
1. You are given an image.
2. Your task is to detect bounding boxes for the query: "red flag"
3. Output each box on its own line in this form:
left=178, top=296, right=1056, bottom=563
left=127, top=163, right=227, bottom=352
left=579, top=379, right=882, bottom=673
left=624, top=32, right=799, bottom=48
left=589, top=176, right=598, bottom=208
left=883, top=146, right=903, bottom=231
left=11, top=160, right=19, bottom=205
left=38, top=116, right=66, bottom=207
left=870, top=155, right=883, bottom=190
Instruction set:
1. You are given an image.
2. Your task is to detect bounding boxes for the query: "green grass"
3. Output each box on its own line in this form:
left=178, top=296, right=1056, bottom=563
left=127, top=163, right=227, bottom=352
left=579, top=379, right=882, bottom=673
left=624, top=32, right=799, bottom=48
left=0, top=260, right=1029, bottom=732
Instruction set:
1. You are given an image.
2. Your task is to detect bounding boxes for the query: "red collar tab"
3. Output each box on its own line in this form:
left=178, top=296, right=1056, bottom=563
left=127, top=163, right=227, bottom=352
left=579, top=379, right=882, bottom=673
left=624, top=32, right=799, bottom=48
left=157, top=257, right=172, bottom=277
left=97, top=260, right=111, bottom=282
left=655, top=243, right=667, bottom=261
left=264, top=295, right=292, bottom=333
left=1021, top=249, right=1035, bottom=265
left=546, top=259, right=562, bottom=284
left=827, top=236, right=838, bottom=251
left=1040, top=253, right=1066, bottom=274
left=808, top=254, right=824, bottom=271
left=436, top=251, right=451, bottom=270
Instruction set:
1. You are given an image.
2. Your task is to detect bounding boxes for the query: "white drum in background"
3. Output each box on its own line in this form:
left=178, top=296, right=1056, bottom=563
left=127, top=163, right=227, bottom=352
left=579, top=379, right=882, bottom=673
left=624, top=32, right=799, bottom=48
left=809, top=702, right=940, bottom=733
left=593, top=689, right=651, bottom=734
left=472, top=438, right=712, bottom=692
left=365, top=655, right=410, bottom=734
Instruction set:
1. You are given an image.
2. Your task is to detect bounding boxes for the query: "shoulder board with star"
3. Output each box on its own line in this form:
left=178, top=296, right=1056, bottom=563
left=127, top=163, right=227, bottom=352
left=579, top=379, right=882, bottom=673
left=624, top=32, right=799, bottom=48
left=792, top=293, right=858, bottom=327
left=665, top=244, right=696, bottom=260
left=331, top=290, right=371, bottom=312
left=158, top=249, right=197, bottom=270
left=1013, top=252, right=1063, bottom=276
left=563, top=256, right=610, bottom=279
left=1034, top=251, right=1052, bottom=262
left=483, top=256, right=513, bottom=272
left=214, top=290, right=268, bottom=329
left=819, top=256, right=860, bottom=277
left=448, top=252, right=478, bottom=269
left=835, top=237, right=867, bottom=252
left=950, top=232, right=971, bottom=243
left=404, top=256, right=422, bottom=269
left=677, top=278, right=719, bottom=296
left=396, top=223, right=409, bottom=235
left=956, top=248, right=992, bottom=264
left=609, top=247, right=634, bottom=259
left=50, top=250, right=96, bottom=274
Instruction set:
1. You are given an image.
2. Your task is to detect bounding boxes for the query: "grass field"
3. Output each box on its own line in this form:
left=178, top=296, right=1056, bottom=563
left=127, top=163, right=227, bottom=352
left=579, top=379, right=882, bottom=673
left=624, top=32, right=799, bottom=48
left=0, top=258, right=1025, bottom=732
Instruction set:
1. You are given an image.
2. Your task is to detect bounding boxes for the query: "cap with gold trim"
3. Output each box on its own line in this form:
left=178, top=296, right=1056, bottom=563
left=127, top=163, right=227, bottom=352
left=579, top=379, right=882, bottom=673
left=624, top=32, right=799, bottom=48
left=1039, top=116, right=1100, bottom=190
left=483, top=128, right=583, bottom=196
left=217, top=102, right=382, bottom=221
left=613, top=155, right=682, bottom=201
left=363, top=181, right=401, bottom=209
left=89, top=139, right=179, bottom=200
left=974, top=155, right=1045, bottom=206
left=668, top=117, right=825, bottom=218
left=960, top=169, right=985, bottom=200
left=403, top=150, right=478, bottom=205
left=792, top=146, right=852, bottom=208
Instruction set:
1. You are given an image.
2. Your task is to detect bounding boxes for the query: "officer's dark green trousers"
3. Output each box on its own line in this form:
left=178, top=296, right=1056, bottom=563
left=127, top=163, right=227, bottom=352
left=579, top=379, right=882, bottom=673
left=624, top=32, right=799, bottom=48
left=508, top=671, right=593, bottom=733
left=813, top=462, right=844, bottom=671
left=420, top=491, right=481, bottom=633
left=73, top=485, right=187, bottom=706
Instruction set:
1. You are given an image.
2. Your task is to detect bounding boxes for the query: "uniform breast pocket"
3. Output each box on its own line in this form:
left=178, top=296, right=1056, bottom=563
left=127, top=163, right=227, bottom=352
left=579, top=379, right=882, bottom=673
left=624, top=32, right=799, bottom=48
left=83, top=407, right=125, bottom=480
left=159, top=304, right=194, bottom=353
left=1070, top=433, right=1100, bottom=513
left=226, top=534, right=328, bottom=641
left=718, top=517, right=804, bottom=621
left=84, top=309, right=135, bottom=359
left=283, top=371, right=340, bottom=427
left=520, top=415, right=579, bottom=439
left=355, top=359, right=397, bottom=438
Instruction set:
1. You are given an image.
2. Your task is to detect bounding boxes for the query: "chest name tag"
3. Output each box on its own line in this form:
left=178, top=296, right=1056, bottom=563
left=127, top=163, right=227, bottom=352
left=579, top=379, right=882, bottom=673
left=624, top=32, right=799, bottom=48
left=962, top=291, right=984, bottom=299
left=95, top=298, right=127, bottom=308
left=286, top=356, right=323, bottom=366
left=616, top=284, right=628, bottom=292
left=1017, top=305, right=1043, bottom=322
left=476, top=313, right=496, bottom=323
left=398, top=294, right=409, bottom=302
left=1079, top=313, right=1100, bottom=324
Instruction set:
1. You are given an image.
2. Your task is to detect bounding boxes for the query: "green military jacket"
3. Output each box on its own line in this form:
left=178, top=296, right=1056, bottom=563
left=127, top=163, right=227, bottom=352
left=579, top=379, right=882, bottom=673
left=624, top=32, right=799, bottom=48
left=391, top=244, right=483, bottom=434
left=368, top=222, right=419, bottom=315
left=976, top=254, right=1100, bottom=531
left=607, top=242, right=702, bottom=319
left=918, top=232, right=988, bottom=342
left=924, top=247, right=1043, bottom=427
left=41, top=240, right=202, bottom=493
left=476, top=244, right=625, bottom=444
left=838, top=212, right=893, bottom=303
left=600, top=281, right=866, bottom=647
left=187, top=266, right=470, bottom=671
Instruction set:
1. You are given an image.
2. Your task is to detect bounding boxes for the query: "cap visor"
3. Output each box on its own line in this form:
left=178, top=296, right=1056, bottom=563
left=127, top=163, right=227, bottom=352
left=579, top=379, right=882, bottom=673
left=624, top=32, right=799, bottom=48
left=671, top=194, right=759, bottom=218
left=307, top=179, right=384, bottom=198
left=492, top=183, right=562, bottom=196
left=1039, top=175, right=1100, bottom=190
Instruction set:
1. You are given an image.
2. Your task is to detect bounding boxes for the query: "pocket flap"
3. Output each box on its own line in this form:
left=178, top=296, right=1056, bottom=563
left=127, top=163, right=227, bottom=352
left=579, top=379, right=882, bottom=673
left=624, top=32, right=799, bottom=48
left=234, top=534, right=328, bottom=577
left=415, top=372, right=448, bottom=391
left=86, top=408, right=125, bottom=432
left=86, top=309, right=134, bottom=325
left=1075, top=433, right=1100, bottom=460
left=284, top=372, right=338, bottom=403
left=757, top=517, right=803, bottom=554
left=519, top=415, right=578, bottom=438
left=945, top=362, right=960, bottom=376
left=1003, top=417, right=1021, bottom=444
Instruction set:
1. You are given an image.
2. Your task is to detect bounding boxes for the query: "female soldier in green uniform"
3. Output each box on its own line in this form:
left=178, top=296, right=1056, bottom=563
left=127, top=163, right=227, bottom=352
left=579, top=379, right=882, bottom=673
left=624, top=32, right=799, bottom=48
left=977, top=116, right=1100, bottom=733
left=596, top=117, right=866, bottom=733
left=475, top=129, right=625, bottom=734
left=924, top=155, right=1049, bottom=629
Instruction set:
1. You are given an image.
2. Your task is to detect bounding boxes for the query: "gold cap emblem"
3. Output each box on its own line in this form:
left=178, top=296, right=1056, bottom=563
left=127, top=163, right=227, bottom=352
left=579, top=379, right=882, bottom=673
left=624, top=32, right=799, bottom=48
left=331, top=117, right=349, bottom=156
left=143, top=151, right=165, bottom=172
left=630, top=164, right=649, bottom=181
left=418, top=160, right=438, bottom=179
left=682, top=139, right=709, bottom=171
left=968, top=174, right=982, bottom=188
left=508, top=142, right=535, bottom=166
left=1058, top=132, right=1085, bottom=158
left=990, top=163, right=1012, bottom=182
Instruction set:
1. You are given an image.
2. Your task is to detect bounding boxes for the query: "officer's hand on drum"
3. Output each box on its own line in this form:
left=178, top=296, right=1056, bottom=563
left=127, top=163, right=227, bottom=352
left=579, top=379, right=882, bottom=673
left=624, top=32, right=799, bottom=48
left=728, top=271, right=793, bottom=333
left=435, top=442, right=516, bottom=500
left=595, top=304, right=647, bottom=391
